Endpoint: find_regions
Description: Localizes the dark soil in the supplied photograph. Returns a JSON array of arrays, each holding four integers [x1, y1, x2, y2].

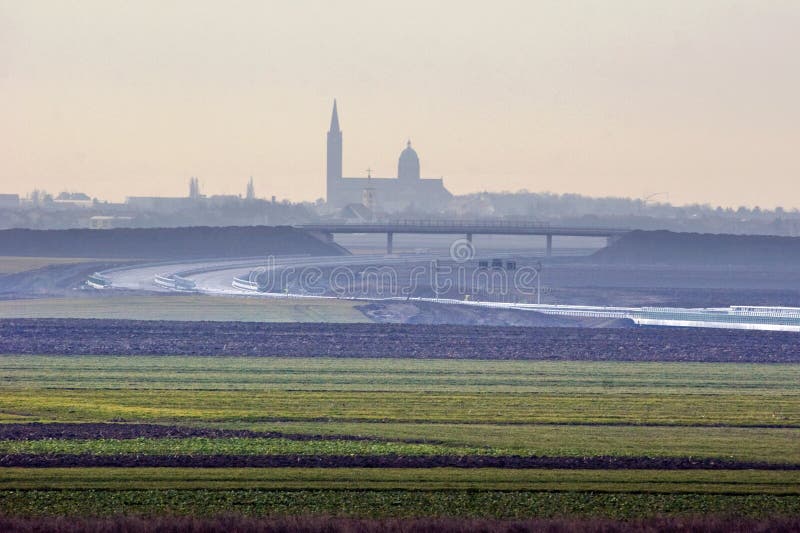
[[1, 318, 799, 362], [1, 515, 798, 533], [1, 454, 797, 470], [0, 423, 431, 443]]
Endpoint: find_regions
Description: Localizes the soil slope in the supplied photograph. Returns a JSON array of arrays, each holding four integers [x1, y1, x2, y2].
[[0, 226, 346, 260], [593, 230, 800, 265]]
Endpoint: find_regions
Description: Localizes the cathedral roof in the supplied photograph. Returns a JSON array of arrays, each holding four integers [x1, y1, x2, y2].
[[398, 140, 420, 180], [399, 140, 418, 160]]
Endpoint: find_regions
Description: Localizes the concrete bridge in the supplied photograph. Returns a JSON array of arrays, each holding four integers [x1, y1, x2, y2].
[[296, 220, 630, 255]]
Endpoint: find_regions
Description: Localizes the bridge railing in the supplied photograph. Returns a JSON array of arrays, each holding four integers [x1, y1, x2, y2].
[[301, 219, 629, 232], [385, 219, 552, 228]]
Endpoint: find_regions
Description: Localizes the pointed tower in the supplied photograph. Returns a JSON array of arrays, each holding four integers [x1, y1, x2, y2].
[[189, 177, 200, 200], [246, 177, 255, 200], [326, 100, 343, 205]]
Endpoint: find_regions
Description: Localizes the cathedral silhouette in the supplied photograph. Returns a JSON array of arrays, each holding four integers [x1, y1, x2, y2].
[[325, 100, 452, 212]]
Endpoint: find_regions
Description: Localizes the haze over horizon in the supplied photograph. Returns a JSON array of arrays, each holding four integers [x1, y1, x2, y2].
[[2, 1, 798, 209]]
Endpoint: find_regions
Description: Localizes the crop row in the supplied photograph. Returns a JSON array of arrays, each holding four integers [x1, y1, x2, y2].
[[0, 437, 473, 457], [3, 453, 799, 470], [0, 468, 798, 493], [1, 488, 799, 519], [2, 515, 800, 533], [3, 423, 800, 464], [2, 437, 800, 469], [2, 356, 798, 394]]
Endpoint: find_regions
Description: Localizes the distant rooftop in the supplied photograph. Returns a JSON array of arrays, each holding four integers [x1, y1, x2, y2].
[[55, 192, 91, 201]]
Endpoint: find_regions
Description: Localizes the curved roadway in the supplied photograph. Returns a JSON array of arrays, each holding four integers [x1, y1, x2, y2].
[[102, 253, 458, 295], [97, 253, 800, 332]]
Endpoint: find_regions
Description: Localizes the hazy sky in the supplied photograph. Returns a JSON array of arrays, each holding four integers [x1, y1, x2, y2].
[[2, 1, 798, 207]]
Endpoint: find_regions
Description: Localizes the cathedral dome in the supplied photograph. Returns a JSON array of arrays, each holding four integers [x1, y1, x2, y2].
[[398, 140, 420, 180]]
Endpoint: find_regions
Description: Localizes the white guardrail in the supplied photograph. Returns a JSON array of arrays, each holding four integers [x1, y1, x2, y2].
[[232, 276, 259, 292], [154, 274, 197, 292]]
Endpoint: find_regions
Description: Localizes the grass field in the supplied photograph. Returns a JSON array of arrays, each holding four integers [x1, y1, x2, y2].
[[0, 437, 482, 457], [0, 296, 370, 322], [1, 387, 796, 427], [1, 356, 799, 462], [3, 356, 797, 393], [0, 354, 798, 519]]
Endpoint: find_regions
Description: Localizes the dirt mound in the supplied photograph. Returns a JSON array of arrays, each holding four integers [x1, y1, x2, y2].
[[0, 226, 346, 260], [594, 230, 800, 266], [357, 301, 633, 327]]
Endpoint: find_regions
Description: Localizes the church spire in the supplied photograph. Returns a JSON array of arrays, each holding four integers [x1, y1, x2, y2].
[[329, 99, 340, 132], [327, 99, 343, 195]]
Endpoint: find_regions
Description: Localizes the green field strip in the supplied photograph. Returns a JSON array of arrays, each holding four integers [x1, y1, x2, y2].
[[0, 437, 480, 457], [0, 468, 797, 494], [2, 430, 800, 465], [0, 389, 796, 427], [0, 297, 370, 322], [1, 357, 798, 394], [208, 422, 800, 464]]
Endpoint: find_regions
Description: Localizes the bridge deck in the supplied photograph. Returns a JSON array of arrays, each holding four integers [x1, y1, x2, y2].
[[296, 221, 629, 238]]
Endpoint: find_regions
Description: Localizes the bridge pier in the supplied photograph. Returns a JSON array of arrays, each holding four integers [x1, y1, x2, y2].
[[387, 232, 394, 255], [546, 234, 553, 257]]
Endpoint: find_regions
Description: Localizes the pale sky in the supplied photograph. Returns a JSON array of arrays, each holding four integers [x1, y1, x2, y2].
[[2, 1, 798, 207]]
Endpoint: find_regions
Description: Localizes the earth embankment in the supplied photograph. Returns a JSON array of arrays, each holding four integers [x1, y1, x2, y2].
[[593, 230, 800, 265], [0, 226, 347, 260]]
